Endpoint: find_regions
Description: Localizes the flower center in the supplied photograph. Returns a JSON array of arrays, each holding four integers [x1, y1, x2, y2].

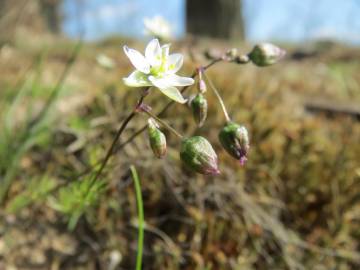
[[150, 56, 168, 77]]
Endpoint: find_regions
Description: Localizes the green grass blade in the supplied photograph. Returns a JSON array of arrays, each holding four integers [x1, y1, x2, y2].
[[130, 165, 144, 270]]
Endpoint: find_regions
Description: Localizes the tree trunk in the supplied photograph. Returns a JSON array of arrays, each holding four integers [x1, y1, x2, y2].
[[39, 0, 61, 33], [0, 0, 61, 34], [186, 0, 245, 40]]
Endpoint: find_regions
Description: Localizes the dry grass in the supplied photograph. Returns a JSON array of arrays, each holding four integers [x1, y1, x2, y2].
[[0, 36, 359, 269]]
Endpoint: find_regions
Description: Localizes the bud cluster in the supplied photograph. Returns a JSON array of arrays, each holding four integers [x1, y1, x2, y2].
[[219, 43, 285, 66], [142, 42, 285, 175]]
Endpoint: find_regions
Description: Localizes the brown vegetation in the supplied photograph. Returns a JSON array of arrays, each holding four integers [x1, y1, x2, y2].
[[0, 35, 359, 269]]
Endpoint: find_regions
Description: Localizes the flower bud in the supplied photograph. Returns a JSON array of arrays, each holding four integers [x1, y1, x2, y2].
[[248, 43, 286, 67], [218, 122, 250, 165], [198, 79, 207, 93], [190, 93, 208, 127], [147, 118, 167, 158], [197, 68, 207, 93], [225, 48, 238, 60], [235, 54, 250, 64], [180, 136, 220, 175]]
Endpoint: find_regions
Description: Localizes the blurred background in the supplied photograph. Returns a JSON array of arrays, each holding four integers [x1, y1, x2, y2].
[[0, 0, 359, 269]]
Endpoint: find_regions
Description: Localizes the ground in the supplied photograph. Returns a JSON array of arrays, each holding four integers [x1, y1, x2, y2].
[[0, 34, 359, 269]]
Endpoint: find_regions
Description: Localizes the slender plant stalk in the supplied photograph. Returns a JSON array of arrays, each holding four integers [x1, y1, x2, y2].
[[36, 57, 224, 198], [142, 109, 184, 139], [86, 88, 150, 191], [84, 58, 223, 188], [87, 111, 137, 187], [130, 165, 144, 270], [203, 71, 231, 122], [116, 57, 223, 151]]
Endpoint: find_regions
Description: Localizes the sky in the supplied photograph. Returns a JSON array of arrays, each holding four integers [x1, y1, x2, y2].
[[62, 0, 360, 44]]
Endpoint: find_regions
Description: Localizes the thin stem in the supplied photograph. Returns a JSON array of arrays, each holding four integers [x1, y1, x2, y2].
[[88, 111, 136, 187], [142, 109, 184, 139], [103, 58, 222, 164], [86, 88, 150, 190], [203, 71, 231, 122], [130, 165, 144, 270], [116, 57, 223, 150], [38, 57, 224, 199]]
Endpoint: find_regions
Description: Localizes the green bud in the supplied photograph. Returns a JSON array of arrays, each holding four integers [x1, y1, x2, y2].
[[180, 136, 220, 175], [190, 93, 208, 127], [147, 118, 167, 158], [248, 43, 286, 67], [218, 122, 249, 165]]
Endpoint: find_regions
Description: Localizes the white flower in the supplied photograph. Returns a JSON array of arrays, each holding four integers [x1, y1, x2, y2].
[[123, 39, 194, 103], [144, 16, 172, 40], [96, 54, 115, 69]]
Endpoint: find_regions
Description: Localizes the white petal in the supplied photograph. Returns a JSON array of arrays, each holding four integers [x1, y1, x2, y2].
[[149, 76, 171, 89], [145, 39, 161, 66], [123, 46, 150, 74], [123, 71, 152, 87], [158, 86, 187, 103], [148, 76, 187, 103], [149, 75, 194, 88], [166, 53, 183, 74], [161, 44, 170, 59], [165, 74, 194, 86]]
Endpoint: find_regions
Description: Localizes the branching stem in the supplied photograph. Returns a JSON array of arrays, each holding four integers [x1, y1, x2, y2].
[[45, 57, 224, 197], [141, 108, 184, 139], [87, 87, 150, 190], [116, 57, 223, 150]]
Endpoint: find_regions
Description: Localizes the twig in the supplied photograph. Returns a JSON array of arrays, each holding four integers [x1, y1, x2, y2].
[[203, 70, 231, 122], [141, 108, 184, 139], [86, 88, 150, 190], [304, 99, 360, 120]]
